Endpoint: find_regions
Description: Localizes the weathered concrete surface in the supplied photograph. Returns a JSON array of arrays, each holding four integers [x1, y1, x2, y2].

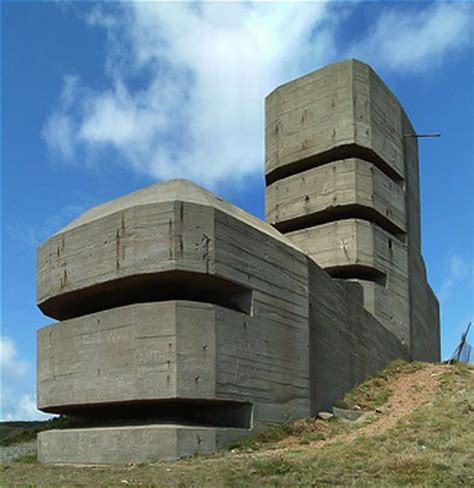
[[286, 219, 405, 277], [402, 112, 441, 361], [266, 158, 405, 234], [265, 59, 440, 360], [35, 58, 441, 464], [38, 425, 249, 464], [266, 59, 405, 183], [36, 176, 413, 464], [38, 299, 309, 428], [37, 180, 304, 319], [37, 182, 312, 430], [307, 258, 408, 413], [286, 219, 410, 344]]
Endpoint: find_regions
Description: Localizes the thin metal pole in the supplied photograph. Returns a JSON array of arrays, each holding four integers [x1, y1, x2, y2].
[[404, 133, 441, 138]]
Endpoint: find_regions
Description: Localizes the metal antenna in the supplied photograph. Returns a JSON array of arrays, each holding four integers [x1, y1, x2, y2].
[[404, 133, 441, 138]]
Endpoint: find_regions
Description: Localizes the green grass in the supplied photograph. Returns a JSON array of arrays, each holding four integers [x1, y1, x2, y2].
[[12, 454, 38, 464], [0, 415, 74, 447], [227, 359, 425, 453], [3, 362, 473, 487], [336, 359, 425, 410]]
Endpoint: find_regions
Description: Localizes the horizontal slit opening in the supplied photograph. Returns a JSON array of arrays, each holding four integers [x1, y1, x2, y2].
[[274, 204, 406, 242], [39, 271, 253, 320], [266, 144, 404, 186], [325, 265, 387, 287], [41, 399, 253, 429]]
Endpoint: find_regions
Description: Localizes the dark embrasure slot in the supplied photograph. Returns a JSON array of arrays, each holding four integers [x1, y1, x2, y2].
[[39, 270, 253, 320], [325, 264, 387, 287], [265, 143, 404, 186], [274, 204, 406, 242], [42, 399, 253, 429]]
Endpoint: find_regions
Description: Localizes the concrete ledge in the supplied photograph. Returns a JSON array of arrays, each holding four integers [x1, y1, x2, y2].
[[265, 59, 405, 180], [266, 159, 405, 233], [38, 424, 250, 465]]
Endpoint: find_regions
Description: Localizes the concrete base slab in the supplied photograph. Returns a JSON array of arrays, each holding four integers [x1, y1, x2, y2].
[[38, 424, 250, 465]]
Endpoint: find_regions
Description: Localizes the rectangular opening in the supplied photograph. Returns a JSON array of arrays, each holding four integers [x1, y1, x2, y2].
[[266, 143, 404, 186], [325, 265, 387, 287], [43, 399, 253, 430], [40, 271, 254, 320], [274, 204, 406, 243]]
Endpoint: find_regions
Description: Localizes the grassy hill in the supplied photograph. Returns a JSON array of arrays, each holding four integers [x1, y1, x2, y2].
[[2, 360, 473, 487]]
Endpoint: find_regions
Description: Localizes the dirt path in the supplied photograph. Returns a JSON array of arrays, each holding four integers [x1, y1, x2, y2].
[[310, 364, 444, 448], [260, 364, 446, 455]]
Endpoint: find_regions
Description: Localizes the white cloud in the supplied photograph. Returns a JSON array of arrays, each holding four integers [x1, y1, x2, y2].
[[42, 2, 472, 189], [439, 255, 473, 302], [42, 1, 339, 188], [1, 336, 51, 421], [348, 3, 472, 72], [41, 75, 81, 162], [4, 394, 51, 422], [1, 336, 29, 380]]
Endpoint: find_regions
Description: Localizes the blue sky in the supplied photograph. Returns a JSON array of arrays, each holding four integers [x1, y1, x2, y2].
[[2, 1, 473, 420]]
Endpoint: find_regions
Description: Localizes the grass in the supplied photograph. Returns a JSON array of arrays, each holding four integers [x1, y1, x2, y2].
[[12, 454, 38, 464], [335, 359, 424, 410], [0, 416, 74, 447], [2, 362, 473, 487], [227, 359, 423, 453]]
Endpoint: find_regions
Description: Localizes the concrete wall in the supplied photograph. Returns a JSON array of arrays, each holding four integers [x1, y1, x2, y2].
[[37, 182, 312, 430], [286, 219, 410, 345], [265, 59, 404, 184], [264, 59, 440, 360], [38, 425, 249, 465], [266, 158, 406, 234], [308, 259, 408, 413], [402, 112, 440, 361], [35, 57, 440, 464]]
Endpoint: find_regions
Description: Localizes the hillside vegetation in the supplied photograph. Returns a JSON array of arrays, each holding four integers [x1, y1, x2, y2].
[[2, 361, 473, 487]]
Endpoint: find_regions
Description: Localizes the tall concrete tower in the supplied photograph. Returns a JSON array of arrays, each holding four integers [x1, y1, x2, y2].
[[265, 59, 439, 361]]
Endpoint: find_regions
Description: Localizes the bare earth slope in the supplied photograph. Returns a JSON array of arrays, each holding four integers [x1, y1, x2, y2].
[[2, 361, 473, 487]]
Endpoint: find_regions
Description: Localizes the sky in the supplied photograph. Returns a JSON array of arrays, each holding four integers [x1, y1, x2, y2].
[[2, 1, 473, 421]]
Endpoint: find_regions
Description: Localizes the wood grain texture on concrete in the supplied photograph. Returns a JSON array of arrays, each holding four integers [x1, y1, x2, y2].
[[35, 58, 441, 464], [265, 59, 439, 360], [266, 158, 406, 233], [308, 259, 409, 413], [265, 59, 405, 182], [38, 425, 249, 464]]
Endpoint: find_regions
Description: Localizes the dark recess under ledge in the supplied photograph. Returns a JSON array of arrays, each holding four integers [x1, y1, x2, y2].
[[326, 264, 387, 287], [273, 204, 406, 242], [42, 399, 253, 430], [39, 270, 254, 320], [266, 143, 405, 186]]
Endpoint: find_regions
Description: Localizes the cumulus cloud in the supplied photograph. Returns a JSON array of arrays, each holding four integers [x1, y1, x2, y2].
[[42, 1, 339, 188], [42, 2, 472, 188], [1, 336, 29, 380], [1, 336, 50, 421], [348, 3, 472, 72], [3, 394, 51, 422]]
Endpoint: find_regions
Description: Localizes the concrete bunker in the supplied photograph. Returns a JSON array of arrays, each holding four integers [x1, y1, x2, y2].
[[36, 59, 440, 465], [39, 270, 254, 320]]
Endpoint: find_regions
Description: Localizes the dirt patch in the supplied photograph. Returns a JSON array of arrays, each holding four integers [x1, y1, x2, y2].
[[278, 364, 446, 451]]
